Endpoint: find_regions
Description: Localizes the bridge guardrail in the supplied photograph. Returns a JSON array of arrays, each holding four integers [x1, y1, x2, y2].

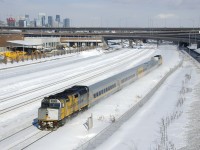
[[182, 50, 200, 69]]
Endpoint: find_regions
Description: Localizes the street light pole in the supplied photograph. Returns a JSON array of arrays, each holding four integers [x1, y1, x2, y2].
[[189, 32, 191, 55]]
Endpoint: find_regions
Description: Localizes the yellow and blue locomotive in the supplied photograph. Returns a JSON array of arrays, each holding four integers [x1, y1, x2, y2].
[[38, 86, 89, 130]]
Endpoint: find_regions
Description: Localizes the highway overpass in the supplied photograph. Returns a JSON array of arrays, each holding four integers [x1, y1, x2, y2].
[[1, 27, 200, 48]]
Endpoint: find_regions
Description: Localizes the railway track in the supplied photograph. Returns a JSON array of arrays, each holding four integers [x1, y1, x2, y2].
[[20, 131, 52, 150], [0, 124, 35, 143], [0, 50, 153, 115], [0, 49, 137, 103], [0, 49, 155, 149], [0, 123, 52, 150]]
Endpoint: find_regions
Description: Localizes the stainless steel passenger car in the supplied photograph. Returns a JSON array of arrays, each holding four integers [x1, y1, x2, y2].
[[88, 55, 162, 106]]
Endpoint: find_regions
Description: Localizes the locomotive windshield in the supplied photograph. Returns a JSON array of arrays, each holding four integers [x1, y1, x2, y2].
[[49, 103, 60, 108], [41, 99, 61, 109]]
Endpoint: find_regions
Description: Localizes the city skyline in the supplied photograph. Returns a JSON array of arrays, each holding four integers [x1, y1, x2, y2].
[[0, 0, 200, 27], [4, 13, 70, 27]]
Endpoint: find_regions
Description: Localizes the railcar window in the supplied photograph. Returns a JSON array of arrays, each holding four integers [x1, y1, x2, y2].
[[121, 74, 136, 84], [94, 84, 116, 99]]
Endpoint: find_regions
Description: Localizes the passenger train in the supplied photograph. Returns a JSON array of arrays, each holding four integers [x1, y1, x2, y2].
[[38, 55, 162, 130]]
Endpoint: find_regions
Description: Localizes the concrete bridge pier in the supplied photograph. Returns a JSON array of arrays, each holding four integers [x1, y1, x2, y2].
[[129, 40, 133, 48], [178, 42, 189, 48], [86, 42, 90, 47], [142, 39, 147, 43], [134, 40, 138, 46], [93, 42, 98, 47], [102, 38, 109, 49], [69, 42, 75, 47], [197, 43, 200, 49], [156, 40, 159, 48], [121, 40, 124, 48], [156, 40, 162, 48]]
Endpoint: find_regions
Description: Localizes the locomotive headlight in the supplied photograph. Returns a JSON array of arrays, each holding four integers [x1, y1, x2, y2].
[[46, 110, 48, 115], [49, 122, 53, 127]]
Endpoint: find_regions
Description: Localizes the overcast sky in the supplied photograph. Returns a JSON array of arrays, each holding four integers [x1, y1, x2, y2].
[[0, 0, 200, 27]]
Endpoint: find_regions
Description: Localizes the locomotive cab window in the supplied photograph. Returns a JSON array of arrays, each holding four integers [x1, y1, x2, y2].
[[65, 97, 70, 102], [49, 103, 60, 109], [41, 102, 49, 108], [74, 94, 78, 98]]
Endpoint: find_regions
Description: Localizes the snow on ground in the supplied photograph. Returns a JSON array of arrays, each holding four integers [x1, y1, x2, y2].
[[0, 48, 105, 70], [96, 56, 199, 150], [0, 48, 108, 137], [1, 44, 199, 150], [27, 45, 186, 150], [0, 48, 126, 100], [0, 45, 157, 146]]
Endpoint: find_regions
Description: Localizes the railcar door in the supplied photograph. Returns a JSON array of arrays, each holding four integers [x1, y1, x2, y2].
[[137, 67, 144, 78], [72, 94, 79, 112]]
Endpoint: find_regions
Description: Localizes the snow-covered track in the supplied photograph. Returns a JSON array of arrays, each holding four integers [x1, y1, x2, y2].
[[0, 126, 52, 150], [19, 131, 52, 150], [76, 55, 184, 150], [0, 50, 152, 115], [0, 124, 34, 143], [0, 50, 143, 103]]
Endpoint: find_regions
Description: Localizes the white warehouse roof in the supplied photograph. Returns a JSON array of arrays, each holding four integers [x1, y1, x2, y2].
[[7, 40, 42, 46]]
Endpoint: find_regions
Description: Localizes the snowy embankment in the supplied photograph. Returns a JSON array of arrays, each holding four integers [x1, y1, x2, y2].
[[28, 45, 189, 150], [1, 44, 199, 150], [0, 49, 104, 70], [0, 45, 157, 149], [95, 51, 200, 150]]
